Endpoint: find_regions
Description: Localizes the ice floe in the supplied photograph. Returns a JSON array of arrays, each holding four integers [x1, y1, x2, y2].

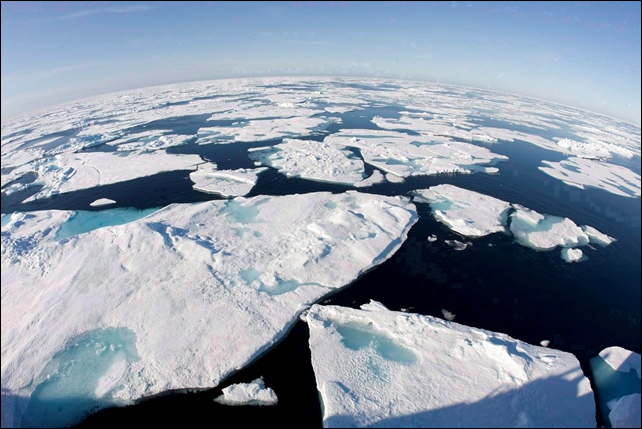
[[213, 377, 278, 406], [509, 205, 589, 251], [89, 198, 116, 207], [445, 239, 471, 251], [412, 184, 511, 237], [324, 129, 508, 179], [590, 347, 641, 429], [189, 162, 267, 197], [1, 191, 417, 427], [539, 157, 641, 198], [412, 185, 615, 255], [249, 139, 365, 185], [10, 151, 203, 203], [561, 247, 584, 263], [305, 301, 595, 428]]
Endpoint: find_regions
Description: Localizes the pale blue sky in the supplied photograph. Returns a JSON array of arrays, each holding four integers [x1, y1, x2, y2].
[[2, 1, 640, 124]]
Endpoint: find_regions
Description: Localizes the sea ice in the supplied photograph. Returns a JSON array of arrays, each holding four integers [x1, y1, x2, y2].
[[324, 129, 507, 178], [1, 191, 417, 427], [189, 162, 267, 197], [213, 377, 278, 406], [249, 139, 365, 185], [539, 157, 641, 198], [582, 225, 617, 247], [510, 205, 589, 251], [10, 151, 203, 203], [445, 239, 470, 250], [590, 347, 641, 429], [561, 247, 584, 263], [306, 301, 595, 428], [412, 184, 511, 237], [89, 198, 116, 207]]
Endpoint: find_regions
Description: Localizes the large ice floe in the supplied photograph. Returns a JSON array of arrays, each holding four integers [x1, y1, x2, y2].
[[306, 301, 595, 428], [1, 191, 417, 427], [324, 129, 508, 180], [590, 347, 641, 428], [412, 184, 615, 260], [189, 162, 267, 197], [249, 139, 366, 185], [6, 151, 203, 203]]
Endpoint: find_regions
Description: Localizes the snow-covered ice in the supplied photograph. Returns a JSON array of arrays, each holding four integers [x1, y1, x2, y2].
[[539, 157, 640, 198], [249, 139, 365, 185], [306, 301, 595, 428], [324, 129, 508, 179], [445, 239, 470, 251], [89, 198, 116, 207], [590, 347, 641, 429], [412, 184, 511, 237], [413, 185, 615, 256], [510, 205, 589, 251], [189, 162, 267, 197], [213, 377, 278, 406], [10, 151, 203, 203], [561, 247, 584, 263], [1, 191, 417, 427], [427, 234, 438, 242]]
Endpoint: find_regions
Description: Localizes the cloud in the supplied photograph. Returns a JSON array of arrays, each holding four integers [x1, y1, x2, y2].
[[56, 4, 156, 21]]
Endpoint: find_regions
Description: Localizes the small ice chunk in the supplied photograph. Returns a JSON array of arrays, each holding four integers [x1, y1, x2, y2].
[[412, 184, 511, 237], [599, 347, 641, 379], [441, 309, 456, 321], [445, 239, 469, 250], [561, 248, 584, 263], [540, 340, 550, 347], [427, 234, 438, 242], [213, 377, 278, 406], [89, 198, 116, 207]]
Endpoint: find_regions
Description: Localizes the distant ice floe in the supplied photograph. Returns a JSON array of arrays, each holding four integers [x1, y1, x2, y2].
[[1, 191, 417, 427], [305, 301, 595, 428], [189, 162, 267, 197], [196, 116, 338, 144], [108, 132, 194, 152], [553, 138, 635, 160], [539, 157, 641, 198], [590, 347, 641, 428], [324, 129, 508, 180], [412, 184, 615, 260], [213, 377, 278, 406], [89, 198, 116, 207], [249, 139, 366, 185], [10, 151, 203, 203], [445, 239, 471, 251]]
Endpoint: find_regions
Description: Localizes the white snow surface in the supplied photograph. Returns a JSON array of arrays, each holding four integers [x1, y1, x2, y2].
[[306, 301, 595, 428], [608, 393, 641, 428], [582, 225, 617, 247], [412, 184, 511, 237], [12, 151, 202, 203], [1, 191, 417, 426], [249, 138, 365, 185], [213, 377, 278, 406], [539, 157, 640, 198], [89, 198, 116, 207], [599, 347, 642, 379], [189, 163, 267, 197]]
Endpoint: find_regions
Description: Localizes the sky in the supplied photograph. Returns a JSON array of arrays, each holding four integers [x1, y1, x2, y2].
[[1, 1, 640, 124]]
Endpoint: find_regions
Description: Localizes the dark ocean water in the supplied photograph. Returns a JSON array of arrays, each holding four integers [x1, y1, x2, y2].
[[2, 106, 640, 428]]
